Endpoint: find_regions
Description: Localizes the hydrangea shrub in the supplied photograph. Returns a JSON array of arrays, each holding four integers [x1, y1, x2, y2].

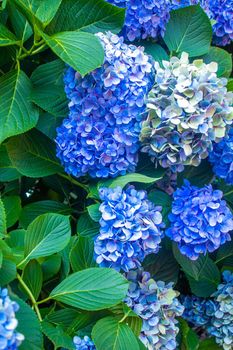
[[0, 1, 232, 350]]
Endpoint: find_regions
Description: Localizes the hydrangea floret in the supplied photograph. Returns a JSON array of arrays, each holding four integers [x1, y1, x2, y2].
[[125, 269, 184, 350], [73, 336, 96, 350], [181, 295, 215, 327], [106, 0, 171, 41], [209, 128, 233, 185], [94, 186, 165, 272], [207, 270, 233, 350], [56, 32, 154, 179], [0, 288, 24, 350], [166, 180, 233, 260], [140, 52, 233, 173]]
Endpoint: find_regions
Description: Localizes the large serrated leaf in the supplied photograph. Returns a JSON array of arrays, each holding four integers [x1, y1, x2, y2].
[[41, 31, 104, 76], [22, 260, 43, 300], [0, 70, 39, 144], [0, 197, 6, 238], [41, 321, 75, 350], [0, 144, 20, 181], [202, 47, 232, 78], [50, 268, 128, 310], [164, 5, 212, 57], [92, 316, 140, 350], [2, 195, 21, 228], [47, 0, 125, 34], [70, 236, 96, 272], [0, 22, 20, 46], [6, 129, 63, 178], [19, 213, 71, 266]]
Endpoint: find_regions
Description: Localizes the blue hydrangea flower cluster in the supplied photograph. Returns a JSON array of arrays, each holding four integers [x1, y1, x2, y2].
[[209, 128, 233, 185], [207, 270, 233, 350], [181, 295, 215, 327], [166, 180, 233, 260], [0, 289, 24, 350], [73, 336, 96, 350], [141, 53, 233, 173], [106, 0, 171, 41], [56, 32, 154, 179], [202, 0, 233, 46], [125, 269, 184, 350], [94, 186, 165, 272]]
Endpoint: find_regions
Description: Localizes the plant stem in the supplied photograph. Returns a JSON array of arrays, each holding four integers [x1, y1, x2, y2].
[[58, 173, 89, 192], [17, 273, 42, 322], [36, 296, 52, 305]]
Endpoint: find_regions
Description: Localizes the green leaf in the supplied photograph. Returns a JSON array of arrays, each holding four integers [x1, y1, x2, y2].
[[47, 0, 125, 34], [0, 257, 16, 285], [41, 31, 104, 76], [2, 195, 21, 228], [7, 3, 33, 42], [22, 260, 43, 300], [179, 318, 199, 350], [99, 172, 164, 190], [199, 338, 222, 350], [36, 112, 63, 139], [0, 22, 19, 46], [6, 129, 63, 178], [148, 190, 172, 226], [227, 79, 233, 92], [70, 236, 96, 272], [31, 59, 69, 117], [216, 241, 233, 267], [5, 229, 25, 264], [78, 213, 100, 238], [11, 295, 43, 350], [164, 5, 212, 57], [19, 213, 71, 266], [41, 254, 61, 281], [141, 42, 169, 67], [19, 200, 72, 229], [0, 197, 6, 238], [0, 144, 20, 182], [41, 321, 75, 350], [0, 69, 39, 144], [11, 0, 62, 26], [177, 160, 213, 187], [202, 47, 232, 78], [92, 316, 140, 350], [50, 268, 129, 310], [87, 203, 101, 222], [173, 244, 220, 297]]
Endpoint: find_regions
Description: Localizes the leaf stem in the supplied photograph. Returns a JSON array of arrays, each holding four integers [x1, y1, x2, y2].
[[17, 273, 42, 322], [58, 173, 89, 192], [36, 296, 52, 305]]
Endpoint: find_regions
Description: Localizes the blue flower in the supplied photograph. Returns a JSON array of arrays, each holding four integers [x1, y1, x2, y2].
[[141, 53, 233, 173], [181, 295, 215, 327], [73, 336, 96, 350], [0, 289, 24, 350], [166, 180, 233, 260], [56, 32, 154, 179], [94, 186, 165, 272], [209, 129, 233, 185], [125, 269, 184, 350], [207, 270, 233, 350]]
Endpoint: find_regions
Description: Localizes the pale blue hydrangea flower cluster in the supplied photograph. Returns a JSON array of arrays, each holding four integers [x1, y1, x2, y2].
[[56, 32, 154, 178], [0, 289, 24, 350], [125, 269, 184, 350], [106, 0, 171, 41], [73, 336, 96, 350], [209, 128, 233, 185], [166, 180, 233, 260], [141, 53, 233, 173], [94, 186, 165, 272], [182, 271, 233, 350]]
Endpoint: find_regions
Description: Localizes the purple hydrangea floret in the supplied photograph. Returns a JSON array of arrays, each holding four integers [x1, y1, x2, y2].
[[56, 32, 154, 179], [106, 0, 171, 41], [209, 129, 233, 185], [0, 289, 24, 350], [125, 269, 184, 350], [94, 186, 165, 272], [181, 295, 215, 327], [166, 180, 233, 260], [73, 336, 96, 350]]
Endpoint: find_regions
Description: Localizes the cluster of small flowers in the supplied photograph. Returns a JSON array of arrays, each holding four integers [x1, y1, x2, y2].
[[166, 180, 233, 260], [209, 128, 233, 185], [0, 289, 24, 350], [94, 186, 165, 272], [141, 53, 233, 173], [56, 32, 154, 178], [106, 0, 233, 46], [182, 271, 233, 350], [125, 269, 184, 350], [73, 336, 96, 350]]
